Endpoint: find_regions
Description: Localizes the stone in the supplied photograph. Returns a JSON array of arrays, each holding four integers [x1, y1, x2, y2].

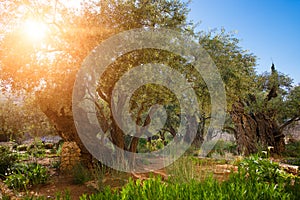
[[60, 141, 81, 172]]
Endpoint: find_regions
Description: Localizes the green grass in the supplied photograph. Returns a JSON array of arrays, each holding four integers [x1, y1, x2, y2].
[[78, 156, 299, 200], [79, 175, 299, 200]]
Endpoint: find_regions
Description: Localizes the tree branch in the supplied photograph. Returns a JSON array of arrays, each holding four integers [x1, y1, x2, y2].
[[279, 115, 300, 131]]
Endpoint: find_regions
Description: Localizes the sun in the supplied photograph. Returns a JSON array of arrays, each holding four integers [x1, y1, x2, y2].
[[23, 19, 48, 42]]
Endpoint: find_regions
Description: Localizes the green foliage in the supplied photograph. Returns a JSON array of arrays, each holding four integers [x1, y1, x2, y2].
[[27, 138, 46, 160], [4, 170, 29, 190], [283, 141, 300, 166], [146, 138, 165, 152], [80, 175, 298, 200], [23, 190, 71, 200], [0, 93, 56, 142], [284, 158, 300, 167], [77, 156, 299, 200], [283, 141, 300, 158], [72, 162, 92, 185], [4, 163, 49, 191], [238, 155, 297, 184], [1, 195, 10, 200], [56, 141, 64, 156], [50, 160, 61, 169], [92, 162, 108, 192], [55, 190, 71, 200], [166, 156, 198, 183], [284, 85, 300, 118], [0, 146, 17, 177]]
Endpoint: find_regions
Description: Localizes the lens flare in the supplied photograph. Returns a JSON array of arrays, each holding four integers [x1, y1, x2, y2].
[[23, 19, 47, 41]]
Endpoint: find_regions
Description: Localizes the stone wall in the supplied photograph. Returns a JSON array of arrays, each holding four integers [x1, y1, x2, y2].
[[60, 141, 81, 172]]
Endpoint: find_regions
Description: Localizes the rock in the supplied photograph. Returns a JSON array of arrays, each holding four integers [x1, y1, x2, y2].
[[214, 164, 238, 175], [279, 163, 299, 175], [41, 135, 63, 144], [60, 142, 81, 172]]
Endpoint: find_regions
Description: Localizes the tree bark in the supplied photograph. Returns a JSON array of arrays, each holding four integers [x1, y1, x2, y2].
[[230, 102, 285, 155], [36, 90, 93, 167]]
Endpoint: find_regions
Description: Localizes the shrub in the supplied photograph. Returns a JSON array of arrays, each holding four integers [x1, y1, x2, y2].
[[0, 146, 17, 177], [237, 155, 296, 184], [4, 163, 49, 190], [4, 171, 29, 190]]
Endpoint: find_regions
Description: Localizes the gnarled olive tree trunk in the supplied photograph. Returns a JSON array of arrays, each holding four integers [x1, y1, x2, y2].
[[230, 102, 285, 155], [36, 89, 93, 168]]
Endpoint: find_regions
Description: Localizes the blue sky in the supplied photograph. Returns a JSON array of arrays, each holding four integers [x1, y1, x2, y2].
[[188, 0, 300, 85]]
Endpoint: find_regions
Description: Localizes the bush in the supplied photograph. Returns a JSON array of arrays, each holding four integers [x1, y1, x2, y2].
[[4, 163, 49, 190], [237, 155, 296, 184], [0, 146, 17, 177]]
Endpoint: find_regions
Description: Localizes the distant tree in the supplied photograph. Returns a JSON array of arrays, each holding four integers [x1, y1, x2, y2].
[[0, 92, 56, 142]]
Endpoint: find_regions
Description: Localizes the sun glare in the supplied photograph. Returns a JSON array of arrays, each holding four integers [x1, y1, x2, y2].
[[61, 0, 83, 9], [23, 19, 48, 42]]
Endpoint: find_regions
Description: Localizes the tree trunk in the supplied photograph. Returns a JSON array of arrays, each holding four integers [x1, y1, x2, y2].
[[231, 102, 285, 155], [36, 91, 93, 168]]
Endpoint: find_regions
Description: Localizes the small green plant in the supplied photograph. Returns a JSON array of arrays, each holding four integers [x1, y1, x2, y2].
[[72, 162, 92, 185], [1, 195, 11, 200], [92, 162, 107, 191], [51, 160, 61, 169], [166, 156, 197, 183], [27, 138, 46, 161], [28, 163, 49, 185], [238, 155, 296, 184], [4, 170, 29, 190], [56, 141, 64, 156], [0, 146, 17, 177], [55, 190, 71, 200], [4, 163, 49, 191]]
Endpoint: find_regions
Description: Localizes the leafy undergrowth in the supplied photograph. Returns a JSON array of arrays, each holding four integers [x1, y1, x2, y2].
[[21, 156, 299, 200], [282, 141, 300, 166], [79, 156, 299, 200]]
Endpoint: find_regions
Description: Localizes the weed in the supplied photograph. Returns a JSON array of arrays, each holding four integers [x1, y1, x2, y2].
[[92, 162, 106, 191], [166, 156, 197, 183], [72, 162, 92, 185]]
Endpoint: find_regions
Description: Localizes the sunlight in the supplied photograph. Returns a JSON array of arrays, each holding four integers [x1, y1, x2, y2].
[[23, 19, 48, 42], [61, 0, 83, 9]]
